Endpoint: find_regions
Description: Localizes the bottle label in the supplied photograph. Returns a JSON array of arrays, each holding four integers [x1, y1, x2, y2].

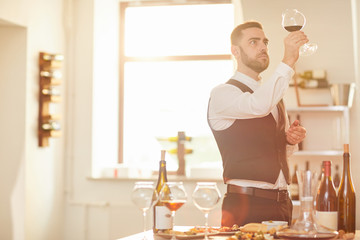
[[155, 206, 172, 229], [316, 211, 338, 230]]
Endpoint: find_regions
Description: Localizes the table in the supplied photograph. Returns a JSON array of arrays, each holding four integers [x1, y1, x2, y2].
[[117, 227, 360, 240], [118, 230, 229, 240]]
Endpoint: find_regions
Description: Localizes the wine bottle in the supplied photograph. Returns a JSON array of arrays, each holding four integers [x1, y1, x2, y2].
[[40, 70, 62, 79], [42, 87, 61, 96], [42, 121, 61, 131], [167, 148, 193, 154], [299, 70, 327, 80], [153, 150, 172, 233], [316, 163, 323, 190], [42, 53, 64, 61], [290, 165, 299, 200], [292, 79, 329, 89], [338, 144, 356, 233], [157, 136, 192, 142], [315, 161, 338, 230], [333, 164, 340, 189]]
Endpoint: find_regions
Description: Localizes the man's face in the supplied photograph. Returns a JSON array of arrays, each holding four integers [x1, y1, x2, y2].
[[237, 27, 270, 73]]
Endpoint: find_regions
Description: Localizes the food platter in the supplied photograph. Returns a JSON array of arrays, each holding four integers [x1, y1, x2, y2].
[[276, 231, 338, 240], [155, 231, 219, 239]]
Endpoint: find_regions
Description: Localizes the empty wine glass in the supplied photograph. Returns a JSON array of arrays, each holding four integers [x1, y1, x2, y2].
[[131, 181, 158, 240], [159, 182, 187, 240], [192, 182, 221, 240], [282, 9, 318, 56]]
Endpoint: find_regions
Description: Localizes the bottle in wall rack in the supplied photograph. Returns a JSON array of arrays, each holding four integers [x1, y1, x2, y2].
[[153, 150, 172, 233], [294, 79, 329, 89], [315, 161, 338, 230], [337, 144, 356, 233]]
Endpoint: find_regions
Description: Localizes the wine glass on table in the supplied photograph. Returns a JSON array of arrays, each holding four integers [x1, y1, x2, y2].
[[159, 182, 187, 240], [131, 181, 158, 240], [192, 182, 221, 240], [282, 9, 318, 56]]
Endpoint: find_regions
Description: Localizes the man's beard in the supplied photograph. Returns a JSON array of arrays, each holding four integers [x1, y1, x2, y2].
[[239, 46, 269, 73]]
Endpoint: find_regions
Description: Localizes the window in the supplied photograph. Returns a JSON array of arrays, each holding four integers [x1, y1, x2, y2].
[[119, 1, 234, 174]]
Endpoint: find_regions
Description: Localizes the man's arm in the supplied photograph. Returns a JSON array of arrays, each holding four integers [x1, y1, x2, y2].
[[282, 31, 309, 68]]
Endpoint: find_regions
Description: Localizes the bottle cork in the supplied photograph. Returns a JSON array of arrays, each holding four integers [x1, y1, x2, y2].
[[344, 144, 349, 153]]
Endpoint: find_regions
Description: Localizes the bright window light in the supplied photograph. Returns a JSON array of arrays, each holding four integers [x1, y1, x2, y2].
[[122, 3, 234, 173], [125, 4, 234, 56]]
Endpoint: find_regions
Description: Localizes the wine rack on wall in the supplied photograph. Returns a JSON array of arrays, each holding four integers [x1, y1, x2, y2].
[[38, 52, 63, 147]]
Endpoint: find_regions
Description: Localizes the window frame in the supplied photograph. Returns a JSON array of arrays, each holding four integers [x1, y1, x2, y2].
[[118, 0, 232, 163]]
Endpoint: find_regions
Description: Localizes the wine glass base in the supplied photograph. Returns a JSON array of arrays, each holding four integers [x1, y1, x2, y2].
[[300, 43, 318, 56]]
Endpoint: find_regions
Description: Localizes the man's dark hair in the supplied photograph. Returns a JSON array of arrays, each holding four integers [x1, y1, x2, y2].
[[230, 21, 263, 45]]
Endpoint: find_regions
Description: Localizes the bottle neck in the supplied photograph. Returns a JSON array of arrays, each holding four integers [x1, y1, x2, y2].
[[158, 160, 168, 182], [324, 164, 331, 177], [342, 153, 351, 176]]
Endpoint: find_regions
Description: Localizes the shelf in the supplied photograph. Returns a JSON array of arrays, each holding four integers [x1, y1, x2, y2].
[[42, 130, 61, 138], [293, 150, 342, 157], [42, 95, 61, 103], [38, 52, 63, 147], [287, 106, 348, 112]]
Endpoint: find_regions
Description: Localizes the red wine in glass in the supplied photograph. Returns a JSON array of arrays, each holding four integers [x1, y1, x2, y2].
[[284, 25, 303, 32], [282, 9, 318, 56]]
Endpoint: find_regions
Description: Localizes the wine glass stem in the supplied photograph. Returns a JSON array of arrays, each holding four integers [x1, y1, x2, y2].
[[171, 211, 176, 240], [142, 210, 147, 239], [204, 212, 209, 239]]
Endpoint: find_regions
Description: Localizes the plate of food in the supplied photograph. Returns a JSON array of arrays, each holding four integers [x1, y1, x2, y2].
[[212, 224, 242, 235], [222, 223, 275, 240], [261, 220, 288, 232], [155, 228, 219, 239]]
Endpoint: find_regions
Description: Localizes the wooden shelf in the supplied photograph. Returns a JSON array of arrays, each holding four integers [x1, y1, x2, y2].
[[293, 150, 342, 157], [287, 105, 350, 149], [38, 52, 63, 147], [42, 95, 61, 103], [287, 106, 348, 112]]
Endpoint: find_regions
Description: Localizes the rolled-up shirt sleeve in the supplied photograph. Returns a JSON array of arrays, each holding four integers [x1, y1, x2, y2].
[[209, 62, 294, 122]]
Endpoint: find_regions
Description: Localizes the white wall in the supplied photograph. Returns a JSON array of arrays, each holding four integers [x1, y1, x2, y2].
[[240, 0, 355, 84], [0, 25, 26, 240], [0, 0, 65, 239], [25, 1, 66, 239]]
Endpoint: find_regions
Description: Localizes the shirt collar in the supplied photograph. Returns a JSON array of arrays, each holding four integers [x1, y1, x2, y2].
[[231, 71, 262, 91]]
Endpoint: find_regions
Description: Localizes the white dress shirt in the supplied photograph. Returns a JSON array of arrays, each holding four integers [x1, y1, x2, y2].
[[208, 62, 298, 190]]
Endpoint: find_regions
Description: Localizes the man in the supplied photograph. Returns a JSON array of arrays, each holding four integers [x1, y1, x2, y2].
[[207, 21, 307, 227]]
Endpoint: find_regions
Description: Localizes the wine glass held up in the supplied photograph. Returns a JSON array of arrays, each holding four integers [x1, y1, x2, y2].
[[192, 182, 221, 240], [159, 182, 187, 240], [131, 181, 158, 240], [282, 9, 318, 56]]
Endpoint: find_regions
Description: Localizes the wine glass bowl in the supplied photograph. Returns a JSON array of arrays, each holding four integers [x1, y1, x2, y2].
[[281, 9, 318, 56], [131, 181, 158, 240], [282, 9, 305, 31], [192, 182, 221, 239], [159, 182, 187, 240]]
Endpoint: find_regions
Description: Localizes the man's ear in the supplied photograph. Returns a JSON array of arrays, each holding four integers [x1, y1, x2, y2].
[[231, 45, 239, 57]]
